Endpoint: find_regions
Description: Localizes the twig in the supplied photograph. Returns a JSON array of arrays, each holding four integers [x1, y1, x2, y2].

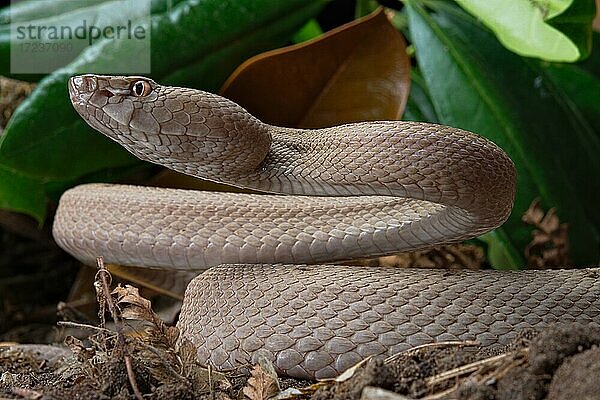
[[422, 384, 462, 400], [426, 350, 518, 386], [208, 364, 217, 400], [96, 257, 144, 400], [420, 348, 529, 399], [475, 348, 528, 384], [385, 340, 479, 363], [57, 321, 115, 334]]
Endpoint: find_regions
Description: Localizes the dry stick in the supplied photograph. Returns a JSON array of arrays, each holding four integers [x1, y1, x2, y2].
[[475, 348, 528, 384], [420, 353, 511, 399], [422, 348, 529, 399], [426, 351, 517, 386], [384, 340, 479, 364], [208, 364, 214, 400], [57, 320, 115, 334], [96, 257, 144, 400]]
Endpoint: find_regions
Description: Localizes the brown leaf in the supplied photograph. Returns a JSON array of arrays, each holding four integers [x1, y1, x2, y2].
[[221, 8, 410, 128], [112, 285, 179, 346], [352, 244, 485, 270], [64, 336, 95, 361], [594, 0, 600, 31], [0, 76, 35, 130], [112, 285, 154, 322], [522, 199, 571, 269], [522, 199, 545, 225], [243, 361, 280, 400]]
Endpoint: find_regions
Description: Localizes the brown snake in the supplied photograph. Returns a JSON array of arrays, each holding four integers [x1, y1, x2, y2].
[[53, 75, 600, 379]]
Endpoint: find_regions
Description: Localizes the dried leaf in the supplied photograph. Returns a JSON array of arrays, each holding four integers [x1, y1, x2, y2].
[[243, 361, 280, 400], [113, 285, 179, 347], [0, 76, 35, 129], [64, 336, 95, 361], [522, 199, 571, 268], [112, 285, 153, 320], [352, 244, 484, 270], [222, 8, 410, 128]]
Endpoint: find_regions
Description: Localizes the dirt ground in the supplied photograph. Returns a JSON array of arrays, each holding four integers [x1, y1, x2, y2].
[[1, 321, 599, 400]]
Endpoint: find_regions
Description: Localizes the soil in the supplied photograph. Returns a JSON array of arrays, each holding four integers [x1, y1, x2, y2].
[[1, 324, 599, 400], [312, 324, 600, 400]]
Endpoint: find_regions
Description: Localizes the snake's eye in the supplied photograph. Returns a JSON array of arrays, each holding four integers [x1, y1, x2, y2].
[[132, 80, 151, 97]]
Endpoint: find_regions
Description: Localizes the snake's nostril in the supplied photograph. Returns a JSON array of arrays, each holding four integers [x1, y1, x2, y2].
[[81, 76, 97, 92]]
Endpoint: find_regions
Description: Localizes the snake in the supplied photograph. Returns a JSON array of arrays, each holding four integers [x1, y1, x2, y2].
[[53, 74, 600, 380]]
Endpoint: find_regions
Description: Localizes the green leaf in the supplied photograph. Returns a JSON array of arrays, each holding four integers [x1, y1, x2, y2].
[[0, 166, 46, 221], [542, 62, 600, 231], [407, 0, 599, 266], [0, 0, 324, 221], [546, 0, 596, 60], [0, 0, 112, 26], [543, 63, 600, 137], [0, 0, 152, 79], [293, 19, 323, 44], [403, 69, 439, 123], [578, 32, 600, 78], [453, 0, 595, 62]]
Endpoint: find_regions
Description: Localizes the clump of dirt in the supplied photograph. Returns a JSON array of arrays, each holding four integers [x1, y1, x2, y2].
[[487, 324, 600, 400], [547, 345, 600, 400], [312, 324, 600, 400]]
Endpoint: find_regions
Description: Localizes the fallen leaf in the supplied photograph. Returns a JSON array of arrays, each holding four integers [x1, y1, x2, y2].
[[0, 76, 35, 129], [243, 359, 280, 400], [352, 244, 485, 270], [522, 199, 571, 268], [113, 285, 179, 346]]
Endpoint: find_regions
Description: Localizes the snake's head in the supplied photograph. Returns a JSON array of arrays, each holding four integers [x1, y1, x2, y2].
[[68, 74, 271, 180], [68, 74, 161, 150]]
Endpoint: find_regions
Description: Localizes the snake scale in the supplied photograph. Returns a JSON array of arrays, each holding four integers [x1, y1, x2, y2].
[[53, 75, 600, 379]]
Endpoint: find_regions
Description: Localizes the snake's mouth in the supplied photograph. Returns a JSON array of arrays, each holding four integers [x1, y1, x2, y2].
[[68, 75, 96, 110]]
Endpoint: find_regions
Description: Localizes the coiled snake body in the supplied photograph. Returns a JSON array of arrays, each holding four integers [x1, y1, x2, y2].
[[54, 75, 600, 379]]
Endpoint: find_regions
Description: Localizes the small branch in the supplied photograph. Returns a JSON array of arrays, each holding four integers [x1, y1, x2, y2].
[[57, 321, 115, 334], [385, 340, 479, 363], [96, 257, 144, 400]]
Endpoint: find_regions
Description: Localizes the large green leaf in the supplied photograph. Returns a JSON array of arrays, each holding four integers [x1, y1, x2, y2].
[[0, 165, 46, 221], [403, 69, 438, 123], [407, 0, 599, 266], [0, 0, 112, 25], [579, 31, 600, 78], [0, 1, 191, 81], [454, 0, 595, 61], [0, 1, 148, 79], [544, 63, 600, 139], [0, 0, 324, 220]]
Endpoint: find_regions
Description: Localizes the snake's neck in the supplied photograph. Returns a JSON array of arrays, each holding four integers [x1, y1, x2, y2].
[[145, 92, 274, 183]]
